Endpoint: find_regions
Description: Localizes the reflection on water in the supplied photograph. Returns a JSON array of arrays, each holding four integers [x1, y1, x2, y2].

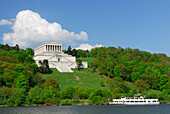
[[0, 104, 169, 114]]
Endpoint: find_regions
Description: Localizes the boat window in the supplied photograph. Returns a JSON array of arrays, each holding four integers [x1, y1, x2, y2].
[[135, 101, 138, 102], [148, 101, 151, 102], [153, 101, 156, 102], [144, 101, 146, 102]]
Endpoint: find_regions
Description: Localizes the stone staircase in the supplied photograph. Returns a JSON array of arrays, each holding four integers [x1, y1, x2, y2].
[[56, 66, 73, 72]]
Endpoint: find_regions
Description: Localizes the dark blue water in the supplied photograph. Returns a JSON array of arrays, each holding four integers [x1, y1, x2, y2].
[[0, 104, 169, 114]]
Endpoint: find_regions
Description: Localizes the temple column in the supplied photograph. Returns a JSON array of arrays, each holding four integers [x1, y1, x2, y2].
[[51, 45, 52, 52]]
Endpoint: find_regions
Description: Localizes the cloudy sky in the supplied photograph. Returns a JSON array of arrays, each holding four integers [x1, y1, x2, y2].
[[0, 0, 170, 56]]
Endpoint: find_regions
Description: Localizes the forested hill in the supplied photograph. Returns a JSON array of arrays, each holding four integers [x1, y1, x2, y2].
[[89, 47, 170, 90]]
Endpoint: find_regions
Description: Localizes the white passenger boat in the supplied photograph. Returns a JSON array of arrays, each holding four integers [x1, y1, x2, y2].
[[109, 96, 159, 105]]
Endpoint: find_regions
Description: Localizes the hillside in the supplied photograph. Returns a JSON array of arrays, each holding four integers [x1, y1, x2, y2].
[[40, 68, 109, 90]]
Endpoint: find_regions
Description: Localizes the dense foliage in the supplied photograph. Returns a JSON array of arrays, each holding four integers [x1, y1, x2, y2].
[[89, 47, 170, 92], [0, 43, 170, 106]]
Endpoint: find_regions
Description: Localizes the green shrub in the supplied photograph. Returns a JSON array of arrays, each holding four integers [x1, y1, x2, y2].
[[60, 99, 72, 105], [6, 97, 15, 106]]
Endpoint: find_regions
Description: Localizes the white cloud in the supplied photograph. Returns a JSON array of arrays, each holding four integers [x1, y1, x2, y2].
[[10, 19, 16, 21], [2, 10, 88, 48], [75, 43, 103, 50], [0, 19, 12, 25]]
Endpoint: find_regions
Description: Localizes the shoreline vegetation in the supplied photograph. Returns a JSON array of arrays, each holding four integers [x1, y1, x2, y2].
[[0, 44, 170, 107]]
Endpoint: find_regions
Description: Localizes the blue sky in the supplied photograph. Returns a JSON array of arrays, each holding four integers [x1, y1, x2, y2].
[[0, 0, 170, 56]]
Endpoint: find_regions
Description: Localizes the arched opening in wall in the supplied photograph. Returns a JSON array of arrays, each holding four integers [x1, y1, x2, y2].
[[58, 58, 60, 62]]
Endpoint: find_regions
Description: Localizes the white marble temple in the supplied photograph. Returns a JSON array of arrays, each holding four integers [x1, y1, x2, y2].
[[33, 41, 87, 72]]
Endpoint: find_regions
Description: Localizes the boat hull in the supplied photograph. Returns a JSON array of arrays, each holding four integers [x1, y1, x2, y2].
[[109, 102, 160, 105]]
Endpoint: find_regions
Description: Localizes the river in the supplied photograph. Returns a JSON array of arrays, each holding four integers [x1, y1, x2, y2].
[[0, 104, 169, 114]]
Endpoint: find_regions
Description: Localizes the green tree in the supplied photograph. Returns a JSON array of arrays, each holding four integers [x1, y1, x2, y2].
[[72, 49, 78, 57], [114, 65, 122, 78], [16, 75, 28, 90], [14, 88, 26, 106], [13, 44, 20, 51], [60, 86, 76, 99], [67, 46, 72, 55], [26, 48, 34, 56], [91, 95, 102, 104], [28, 86, 45, 104], [44, 78, 60, 90], [134, 79, 150, 93], [38, 60, 52, 74], [25, 56, 35, 63], [44, 86, 60, 104], [159, 74, 168, 90], [131, 72, 139, 83], [60, 99, 72, 105], [14, 65, 26, 73], [103, 57, 114, 77], [76, 59, 83, 70]]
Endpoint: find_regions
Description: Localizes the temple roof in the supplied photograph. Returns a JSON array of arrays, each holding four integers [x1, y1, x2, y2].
[[34, 41, 62, 50], [44, 41, 62, 45]]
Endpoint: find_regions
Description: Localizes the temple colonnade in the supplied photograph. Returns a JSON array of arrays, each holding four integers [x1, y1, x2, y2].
[[45, 45, 62, 52]]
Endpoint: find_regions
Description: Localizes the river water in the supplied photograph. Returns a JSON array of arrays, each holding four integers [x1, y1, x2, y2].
[[0, 104, 169, 114]]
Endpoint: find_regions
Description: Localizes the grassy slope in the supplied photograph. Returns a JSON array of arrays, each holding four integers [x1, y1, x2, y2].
[[40, 68, 110, 90]]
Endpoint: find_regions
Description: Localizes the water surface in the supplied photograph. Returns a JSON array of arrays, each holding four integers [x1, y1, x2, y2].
[[0, 104, 169, 114]]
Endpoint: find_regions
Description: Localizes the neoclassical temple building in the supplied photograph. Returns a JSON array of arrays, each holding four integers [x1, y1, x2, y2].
[[33, 41, 87, 72]]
